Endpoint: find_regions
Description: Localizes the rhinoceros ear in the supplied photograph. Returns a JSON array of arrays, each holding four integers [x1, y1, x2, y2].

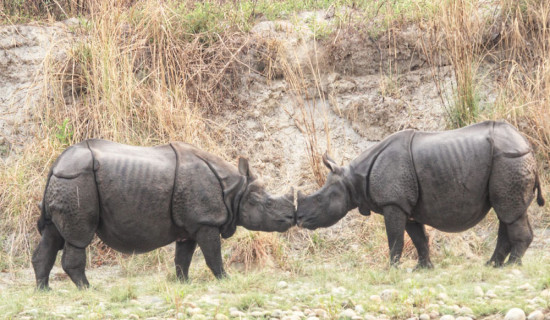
[[322, 152, 341, 174], [238, 157, 257, 181]]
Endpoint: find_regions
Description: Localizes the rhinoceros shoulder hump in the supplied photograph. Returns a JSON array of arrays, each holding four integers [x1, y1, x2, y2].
[[52, 142, 93, 179]]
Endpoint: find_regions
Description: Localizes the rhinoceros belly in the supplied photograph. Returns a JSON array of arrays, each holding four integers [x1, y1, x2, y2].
[[89, 140, 187, 253], [411, 126, 493, 232]]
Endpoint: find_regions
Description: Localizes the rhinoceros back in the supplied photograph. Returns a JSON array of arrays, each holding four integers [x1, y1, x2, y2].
[[88, 139, 180, 253]]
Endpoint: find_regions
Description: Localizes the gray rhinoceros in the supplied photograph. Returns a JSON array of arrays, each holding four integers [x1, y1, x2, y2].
[[296, 121, 545, 268], [32, 139, 295, 289]]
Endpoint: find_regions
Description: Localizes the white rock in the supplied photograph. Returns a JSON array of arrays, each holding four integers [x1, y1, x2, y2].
[[277, 281, 288, 288], [474, 286, 484, 297], [188, 307, 202, 315], [440, 315, 455, 320], [314, 309, 328, 318], [271, 310, 284, 317], [363, 315, 377, 320], [458, 307, 473, 315], [355, 305, 365, 314], [485, 290, 497, 298], [306, 317, 320, 320], [214, 314, 229, 320], [456, 317, 472, 320], [505, 308, 526, 320], [230, 309, 246, 317], [369, 295, 382, 303], [332, 287, 347, 295], [406, 317, 418, 320], [339, 309, 356, 318], [437, 293, 449, 301], [527, 310, 544, 320], [419, 314, 430, 320], [380, 289, 399, 302], [519, 283, 534, 291]]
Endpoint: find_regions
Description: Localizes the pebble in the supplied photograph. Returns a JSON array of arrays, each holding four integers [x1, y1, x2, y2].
[[419, 314, 430, 320], [306, 317, 320, 320], [505, 308, 526, 320], [437, 293, 449, 301], [282, 316, 301, 320], [230, 309, 246, 317], [277, 281, 288, 288], [519, 283, 534, 291], [474, 286, 484, 297], [332, 287, 347, 295], [250, 311, 265, 317], [363, 315, 377, 320], [429, 311, 440, 319], [380, 289, 399, 302], [271, 310, 284, 318], [313, 309, 328, 318], [214, 314, 229, 320], [458, 307, 473, 315], [190, 315, 206, 320], [369, 295, 382, 303], [406, 317, 419, 320], [355, 305, 365, 314], [339, 308, 356, 318], [456, 317, 473, 320], [485, 290, 497, 298], [527, 310, 544, 320], [187, 307, 202, 315], [440, 316, 455, 320]]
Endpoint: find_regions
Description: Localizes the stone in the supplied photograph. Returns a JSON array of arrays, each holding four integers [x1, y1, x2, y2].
[[458, 307, 473, 316], [528, 310, 544, 320], [215, 314, 229, 320], [230, 309, 246, 318], [420, 314, 430, 320], [485, 290, 497, 298], [505, 308, 526, 320], [339, 309, 356, 319], [277, 281, 288, 288], [380, 289, 399, 302], [440, 316, 455, 320], [369, 295, 382, 303], [474, 286, 484, 297], [355, 305, 365, 314]]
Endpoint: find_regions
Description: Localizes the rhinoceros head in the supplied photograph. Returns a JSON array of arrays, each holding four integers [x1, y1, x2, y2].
[[296, 153, 353, 229], [237, 158, 296, 232]]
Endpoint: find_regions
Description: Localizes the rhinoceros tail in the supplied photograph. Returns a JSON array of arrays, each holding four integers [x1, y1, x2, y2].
[[535, 171, 545, 207]]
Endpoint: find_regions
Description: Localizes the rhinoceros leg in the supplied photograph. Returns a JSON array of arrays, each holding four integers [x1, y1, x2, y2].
[[383, 206, 408, 267], [195, 226, 226, 279], [405, 221, 433, 269], [486, 221, 512, 267], [504, 214, 533, 265], [61, 243, 89, 289], [175, 240, 197, 281], [32, 223, 65, 290], [489, 154, 536, 266]]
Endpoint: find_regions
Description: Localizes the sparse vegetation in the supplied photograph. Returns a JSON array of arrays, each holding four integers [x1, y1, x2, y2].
[[0, 0, 549, 318]]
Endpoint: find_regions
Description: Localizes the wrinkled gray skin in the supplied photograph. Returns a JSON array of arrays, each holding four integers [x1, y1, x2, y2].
[[32, 140, 295, 289], [296, 121, 545, 269]]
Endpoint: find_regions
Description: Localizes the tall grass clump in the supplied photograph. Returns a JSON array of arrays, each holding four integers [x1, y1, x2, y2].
[[422, 0, 488, 128], [492, 0, 550, 163]]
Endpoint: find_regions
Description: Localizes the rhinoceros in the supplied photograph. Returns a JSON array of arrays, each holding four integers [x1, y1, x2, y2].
[[296, 121, 545, 268], [32, 139, 295, 289]]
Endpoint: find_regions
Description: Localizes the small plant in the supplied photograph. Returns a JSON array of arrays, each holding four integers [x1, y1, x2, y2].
[[55, 119, 74, 146], [110, 284, 138, 302]]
